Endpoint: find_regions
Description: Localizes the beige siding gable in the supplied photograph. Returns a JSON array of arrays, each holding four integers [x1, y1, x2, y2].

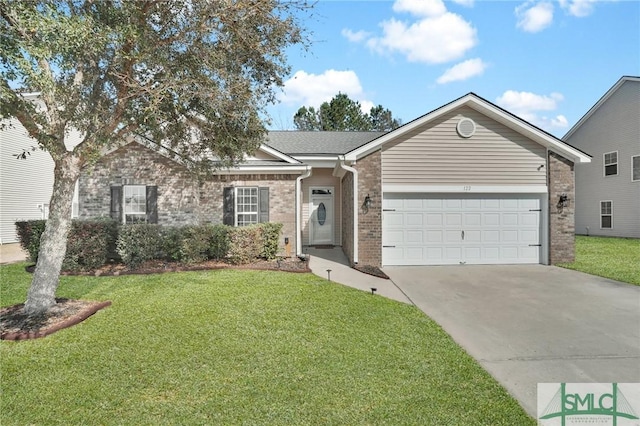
[[382, 106, 547, 186]]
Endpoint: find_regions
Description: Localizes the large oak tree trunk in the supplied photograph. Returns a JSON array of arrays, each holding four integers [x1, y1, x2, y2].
[[24, 154, 82, 316]]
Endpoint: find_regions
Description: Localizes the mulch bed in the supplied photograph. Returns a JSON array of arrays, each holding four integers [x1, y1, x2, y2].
[[1, 299, 111, 341], [3, 257, 310, 341], [353, 264, 389, 279]]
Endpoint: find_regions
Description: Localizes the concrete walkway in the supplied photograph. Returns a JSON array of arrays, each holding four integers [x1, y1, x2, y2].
[[0, 243, 27, 265], [305, 247, 411, 304]]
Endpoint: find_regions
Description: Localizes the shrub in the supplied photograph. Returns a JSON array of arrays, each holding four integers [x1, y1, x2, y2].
[[159, 226, 182, 262], [178, 225, 211, 264], [227, 225, 262, 264], [117, 224, 163, 268], [15, 220, 47, 262], [208, 224, 230, 260], [260, 222, 283, 260], [63, 219, 118, 272]]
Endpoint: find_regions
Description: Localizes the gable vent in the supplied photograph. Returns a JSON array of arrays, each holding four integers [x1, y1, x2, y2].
[[456, 118, 476, 138]]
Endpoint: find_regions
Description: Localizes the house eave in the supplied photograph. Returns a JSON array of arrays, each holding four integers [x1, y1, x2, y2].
[[345, 93, 592, 164]]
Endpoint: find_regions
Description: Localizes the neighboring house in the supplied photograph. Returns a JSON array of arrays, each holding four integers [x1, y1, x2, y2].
[[78, 93, 591, 267], [0, 94, 82, 244], [563, 76, 640, 238]]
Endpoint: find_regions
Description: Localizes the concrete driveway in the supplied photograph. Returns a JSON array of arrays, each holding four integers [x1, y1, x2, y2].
[[384, 265, 640, 418]]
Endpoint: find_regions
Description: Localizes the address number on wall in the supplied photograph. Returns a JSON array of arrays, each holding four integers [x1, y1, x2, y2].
[[462, 186, 472, 191]]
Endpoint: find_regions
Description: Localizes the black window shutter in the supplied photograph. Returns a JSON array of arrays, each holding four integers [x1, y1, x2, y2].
[[110, 186, 122, 222], [146, 186, 158, 224], [259, 187, 269, 223], [223, 187, 234, 225]]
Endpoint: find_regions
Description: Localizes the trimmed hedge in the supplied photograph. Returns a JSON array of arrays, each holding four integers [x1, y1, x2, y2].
[[15, 220, 47, 262], [15, 220, 283, 270], [63, 220, 118, 272]]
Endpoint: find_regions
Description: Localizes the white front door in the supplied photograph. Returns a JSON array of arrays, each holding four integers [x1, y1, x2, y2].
[[310, 188, 334, 245]]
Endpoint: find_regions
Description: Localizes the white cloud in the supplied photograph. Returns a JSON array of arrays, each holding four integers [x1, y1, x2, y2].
[[515, 1, 554, 33], [367, 13, 477, 64], [496, 90, 568, 130], [392, 0, 447, 17], [436, 58, 487, 84], [451, 0, 474, 6], [278, 69, 374, 111], [559, 0, 602, 17], [341, 29, 371, 43]]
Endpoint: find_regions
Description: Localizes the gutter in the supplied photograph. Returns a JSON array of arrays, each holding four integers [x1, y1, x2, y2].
[[338, 156, 358, 264], [296, 167, 312, 257]]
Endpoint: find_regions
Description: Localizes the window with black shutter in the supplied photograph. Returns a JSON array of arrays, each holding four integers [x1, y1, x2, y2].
[[223, 186, 269, 226], [110, 185, 158, 224]]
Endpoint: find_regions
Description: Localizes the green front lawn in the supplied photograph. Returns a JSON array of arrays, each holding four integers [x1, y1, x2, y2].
[[559, 236, 640, 285], [0, 264, 533, 425]]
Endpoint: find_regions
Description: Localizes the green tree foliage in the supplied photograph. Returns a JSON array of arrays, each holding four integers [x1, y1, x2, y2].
[[293, 93, 401, 131], [0, 0, 309, 315]]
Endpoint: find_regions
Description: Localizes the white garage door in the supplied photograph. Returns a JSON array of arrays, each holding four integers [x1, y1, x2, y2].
[[383, 194, 542, 266]]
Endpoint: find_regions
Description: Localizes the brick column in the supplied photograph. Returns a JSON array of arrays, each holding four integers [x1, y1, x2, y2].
[[548, 151, 576, 264], [356, 151, 382, 267]]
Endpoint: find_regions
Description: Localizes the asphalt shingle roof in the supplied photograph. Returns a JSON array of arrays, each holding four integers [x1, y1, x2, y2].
[[265, 131, 386, 156]]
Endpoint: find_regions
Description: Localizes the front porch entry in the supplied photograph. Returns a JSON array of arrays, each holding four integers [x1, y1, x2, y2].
[[310, 187, 334, 245]]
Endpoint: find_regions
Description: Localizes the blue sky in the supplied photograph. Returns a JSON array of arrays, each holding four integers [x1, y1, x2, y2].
[[266, 0, 640, 137]]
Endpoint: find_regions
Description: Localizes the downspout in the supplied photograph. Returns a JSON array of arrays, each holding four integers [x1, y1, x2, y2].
[[339, 156, 359, 264], [296, 166, 312, 257]]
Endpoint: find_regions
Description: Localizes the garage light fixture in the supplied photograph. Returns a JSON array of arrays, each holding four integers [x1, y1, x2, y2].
[[364, 194, 372, 208], [558, 193, 569, 208]]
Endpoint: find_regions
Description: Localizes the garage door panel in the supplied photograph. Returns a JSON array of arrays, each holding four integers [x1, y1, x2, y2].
[[406, 213, 423, 226], [383, 193, 542, 266]]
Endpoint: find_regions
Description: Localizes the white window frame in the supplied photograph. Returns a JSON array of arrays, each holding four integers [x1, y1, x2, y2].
[[632, 155, 640, 182], [603, 151, 618, 177], [123, 185, 146, 224], [600, 200, 613, 229], [235, 187, 258, 226]]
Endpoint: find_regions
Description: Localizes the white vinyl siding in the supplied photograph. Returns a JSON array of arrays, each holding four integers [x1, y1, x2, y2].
[[382, 106, 547, 187], [600, 201, 613, 229], [632, 156, 640, 182], [603, 151, 618, 176]]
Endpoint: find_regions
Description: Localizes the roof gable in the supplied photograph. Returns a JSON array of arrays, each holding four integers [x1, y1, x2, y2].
[[563, 76, 640, 140], [345, 93, 591, 164]]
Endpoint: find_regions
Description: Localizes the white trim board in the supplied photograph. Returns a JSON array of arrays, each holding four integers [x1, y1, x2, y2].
[[383, 185, 549, 194]]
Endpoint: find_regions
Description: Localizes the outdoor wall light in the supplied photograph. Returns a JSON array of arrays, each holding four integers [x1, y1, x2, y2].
[[363, 194, 372, 209], [558, 193, 569, 208]]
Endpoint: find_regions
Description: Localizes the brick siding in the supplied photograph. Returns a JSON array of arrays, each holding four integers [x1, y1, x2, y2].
[[79, 142, 297, 255], [548, 151, 576, 264], [355, 151, 382, 267]]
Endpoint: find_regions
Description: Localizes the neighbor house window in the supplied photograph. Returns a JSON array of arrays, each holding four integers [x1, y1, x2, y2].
[[632, 155, 640, 182], [124, 185, 147, 224], [600, 201, 612, 229], [235, 187, 258, 226], [223, 186, 269, 226], [604, 151, 618, 176]]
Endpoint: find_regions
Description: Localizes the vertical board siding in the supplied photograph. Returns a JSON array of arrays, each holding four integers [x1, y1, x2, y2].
[[382, 106, 547, 186], [567, 80, 640, 238]]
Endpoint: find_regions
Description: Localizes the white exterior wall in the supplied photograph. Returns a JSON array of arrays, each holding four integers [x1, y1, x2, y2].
[[0, 118, 82, 244], [566, 79, 640, 238]]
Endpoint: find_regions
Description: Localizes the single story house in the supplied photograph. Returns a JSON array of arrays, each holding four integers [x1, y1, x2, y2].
[[78, 93, 591, 267], [563, 76, 640, 238]]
